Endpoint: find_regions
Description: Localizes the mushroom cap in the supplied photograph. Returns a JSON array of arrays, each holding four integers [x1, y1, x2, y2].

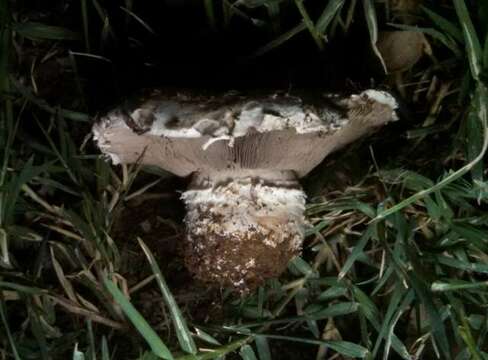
[[378, 31, 425, 73], [93, 90, 398, 178]]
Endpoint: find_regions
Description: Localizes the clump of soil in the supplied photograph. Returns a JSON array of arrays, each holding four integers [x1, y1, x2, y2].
[[184, 222, 300, 292]]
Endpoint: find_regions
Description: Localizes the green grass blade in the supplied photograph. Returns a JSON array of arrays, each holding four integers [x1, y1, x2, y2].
[[0, 280, 44, 294], [194, 327, 221, 346], [204, 0, 216, 30], [255, 336, 271, 360], [101, 336, 110, 360], [73, 346, 86, 360], [436, 255, 488, 274], [236, 0, 282, 8], [104, 277, 174, 359], [407, 271, 451, 359], [28, 302, 50, 360], [138, 238, 197, 355], [466, 92, 485, 188], [338, 226, 374, 279], [13, 22, 79, 40], [266, 1, 281, 34], [352, 286, 410, 359], [87, 320, 96, 360], [259, 335, 368, 358], [81, 0, 90, 51], [250, 21, 307, 58], [362, 0, 386, 72], [120, 6, 155, 34], [431, 280, 488, 292], [240, 344, 258, 360], [421, 6, 463, 43], [0, 298, 21, 360], [453, 0, 482, 80], [316, 0, 345, 34], [293, 0, 323, 51]]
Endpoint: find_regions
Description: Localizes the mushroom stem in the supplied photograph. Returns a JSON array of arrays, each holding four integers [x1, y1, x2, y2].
[[182, 173, 306, 291]]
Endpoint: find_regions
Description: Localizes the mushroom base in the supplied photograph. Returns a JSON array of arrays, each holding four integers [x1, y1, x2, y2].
[[181, 177, 306, 291]]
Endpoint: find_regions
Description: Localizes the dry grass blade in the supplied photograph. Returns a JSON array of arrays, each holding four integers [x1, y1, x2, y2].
[[51, 295, 125, 329]]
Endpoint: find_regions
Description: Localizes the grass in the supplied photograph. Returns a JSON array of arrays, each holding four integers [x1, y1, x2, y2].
[[1, 0, 488, 359]]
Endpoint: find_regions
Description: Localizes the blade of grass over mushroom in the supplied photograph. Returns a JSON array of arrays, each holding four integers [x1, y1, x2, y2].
[[138, 238, 197, 355], [372, 83, 488, 221], [453, 0, 482, 80], [104, 278, 174, 360]]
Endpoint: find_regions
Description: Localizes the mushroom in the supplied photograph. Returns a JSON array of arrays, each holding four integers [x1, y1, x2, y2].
[[93, 90, 398, 291]]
